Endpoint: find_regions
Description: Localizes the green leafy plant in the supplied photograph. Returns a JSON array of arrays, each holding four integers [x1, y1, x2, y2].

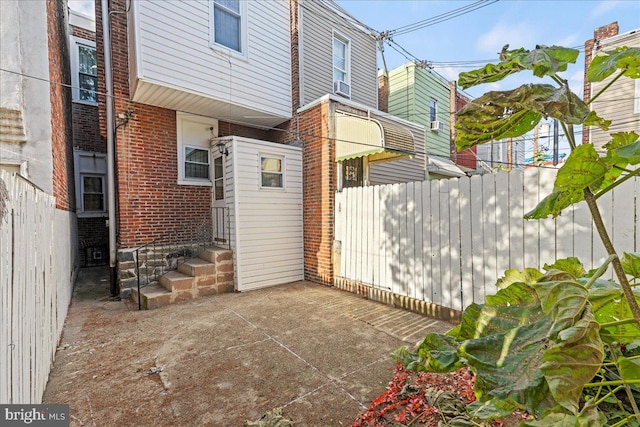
[[397, 44, 640, 426]]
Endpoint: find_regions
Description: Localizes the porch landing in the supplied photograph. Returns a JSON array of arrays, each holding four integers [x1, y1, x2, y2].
[[131, 247, 234, 309]]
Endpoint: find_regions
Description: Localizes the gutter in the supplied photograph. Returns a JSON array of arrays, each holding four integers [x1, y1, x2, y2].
[[101, 0, 118, 298]]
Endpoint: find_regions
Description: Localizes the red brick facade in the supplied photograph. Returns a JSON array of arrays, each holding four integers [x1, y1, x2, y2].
[[47, 0, 74, 212], [583, 22, 619, 145], [299, 102, 335, 284]]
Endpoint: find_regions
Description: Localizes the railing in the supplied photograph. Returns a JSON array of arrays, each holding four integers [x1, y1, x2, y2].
[[212, 206, 231, 250], [134, 219, 213, 310]]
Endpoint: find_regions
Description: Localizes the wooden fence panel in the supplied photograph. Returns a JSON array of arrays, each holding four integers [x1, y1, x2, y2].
[[0, 171, 75, 403], [334, 168, 639, 312]]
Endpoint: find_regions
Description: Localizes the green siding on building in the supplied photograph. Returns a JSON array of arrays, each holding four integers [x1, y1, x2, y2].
[[388, 63, 451, 158]]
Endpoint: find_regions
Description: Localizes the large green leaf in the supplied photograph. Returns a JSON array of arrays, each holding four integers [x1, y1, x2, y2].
[[622, 252, 640, 279], [466, 398, 519, 420], [458, 45, 579, 89], [618, 356, 640, 382], [532, 280, 589, 339], [544, 258, 586, 278], [541, 309, 603, 414], [456, 84, 589, 150], [586, 279, 640, 344], [495, 268, 543, 289], [587, 46, 640, 82], [456, 284, 543, 341], [460, 317, 556, 417], [525, 144, 611, 219], [404, 333, 462, 373]]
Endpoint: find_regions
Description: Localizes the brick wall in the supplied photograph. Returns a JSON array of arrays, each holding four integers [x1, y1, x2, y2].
[[72, 26, 95, 40], [47, 0, 74, 212], [583, 22, 619, 144], [300, 101, 335, 284], [452, 85, 476, 169], [378, 74, 389, 113], [73, 103, 103, 152]]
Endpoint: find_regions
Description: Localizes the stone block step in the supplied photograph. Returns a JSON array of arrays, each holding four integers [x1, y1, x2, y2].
[[131, 283, 173, 310], [177, 258, 216, 277], [159, 270, 194, 292], [199, 248, 233, 264]]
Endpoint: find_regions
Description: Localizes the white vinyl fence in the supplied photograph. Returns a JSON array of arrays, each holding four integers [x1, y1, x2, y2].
[[335, 168, 639, 312], [0, 171, 77, 403]]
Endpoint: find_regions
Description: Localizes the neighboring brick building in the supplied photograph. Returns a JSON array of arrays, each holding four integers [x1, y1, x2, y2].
[[68, 9, 109, 267], [95, 0, 428, 295]]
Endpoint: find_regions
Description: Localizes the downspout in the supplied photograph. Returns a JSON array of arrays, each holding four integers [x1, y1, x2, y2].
[[102, 0, 118, 298]]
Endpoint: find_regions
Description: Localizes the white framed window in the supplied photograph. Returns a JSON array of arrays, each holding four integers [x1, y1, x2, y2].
[[69, 36, 97, 104], [209, 0, 247, 56], [213, 156, 224, 200], [177, 112, 218, 186], [74, 151, 107, 217], [260, 155, 284, 189], [333, 32, 351, 98], [429, 99, 437, 122]]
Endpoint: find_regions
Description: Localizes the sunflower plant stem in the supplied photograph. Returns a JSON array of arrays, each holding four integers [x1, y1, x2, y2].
[[583, 187, 640, 326]]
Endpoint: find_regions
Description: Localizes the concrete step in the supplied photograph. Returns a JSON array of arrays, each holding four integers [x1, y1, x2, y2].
[[177, 258, 216, 277], [131, 283, 173, 310], [159, 270, 194, 292], [199, 247, 233, 264]]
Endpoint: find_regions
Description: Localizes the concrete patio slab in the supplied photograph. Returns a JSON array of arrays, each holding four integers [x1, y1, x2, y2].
[[42, 267, 454, 426]]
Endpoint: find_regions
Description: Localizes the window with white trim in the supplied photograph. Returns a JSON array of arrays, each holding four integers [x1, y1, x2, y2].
[[70, 36, 97, 104], [210, 0, 245, 53], [213, 156, 224, 200], [333, 33, 350, 97], [74, 151, 107, 216], [260, 155, 284, 189], [429, 99, 437, 122], [176, 112, 218, 186]]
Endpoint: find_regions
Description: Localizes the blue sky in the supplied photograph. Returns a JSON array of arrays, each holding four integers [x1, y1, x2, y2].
[[336, 0, 639, 98]]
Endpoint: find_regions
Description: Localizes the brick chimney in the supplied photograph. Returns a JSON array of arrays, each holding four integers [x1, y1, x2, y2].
[[378, 71, 389, 112], [582, 22, 619, 144]]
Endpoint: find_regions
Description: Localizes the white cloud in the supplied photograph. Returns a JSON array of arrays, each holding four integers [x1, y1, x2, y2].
[[590, 0, 621, 19], [68, 0, 95, 17], [436, 66, 462, 82], [476, 22, 536, 54], [555, 34, 579, 48]]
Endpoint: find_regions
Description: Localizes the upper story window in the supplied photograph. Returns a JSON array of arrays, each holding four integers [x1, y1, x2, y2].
[[211, 0, 245, 54], [333, 33, 351, 98], [70, 36, 97, 104], [429, 99, 437, 122]]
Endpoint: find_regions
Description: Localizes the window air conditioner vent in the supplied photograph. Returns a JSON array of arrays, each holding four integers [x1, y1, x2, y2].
[[333, 81, 351, 98], [430, 121, 441, 131]]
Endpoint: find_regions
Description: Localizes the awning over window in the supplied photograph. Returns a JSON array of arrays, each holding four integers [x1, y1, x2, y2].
[[427, 156, 467, 178], [334, 112, 414, 162]]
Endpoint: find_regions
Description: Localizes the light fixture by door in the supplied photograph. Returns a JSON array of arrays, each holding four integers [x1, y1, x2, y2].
[[216, 141, 229, 157], [210, 126, 228, 156]]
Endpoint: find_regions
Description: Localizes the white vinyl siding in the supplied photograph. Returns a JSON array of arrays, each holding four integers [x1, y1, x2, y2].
[[299, 0, 377, 107], [129, 0, 291, 126], [225, 137, 303, 291], [589, 31, 640, 152]]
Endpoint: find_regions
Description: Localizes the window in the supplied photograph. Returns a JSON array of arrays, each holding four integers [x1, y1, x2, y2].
[[74, 151, 107, 216], [429, 99, 437, 123], [176, 112, 218, 186], [211, 0, 245, 53], [70, 36, 97, 104], [184, 147, 210, 180], [213, 156, 224, 200], [260, 156, 283, 188], [333, 33, 350, 97]]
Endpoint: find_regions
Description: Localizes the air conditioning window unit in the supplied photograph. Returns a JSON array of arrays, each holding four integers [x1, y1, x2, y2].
[[430, 121, 441, 131], [334, 80, 351, 98]]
